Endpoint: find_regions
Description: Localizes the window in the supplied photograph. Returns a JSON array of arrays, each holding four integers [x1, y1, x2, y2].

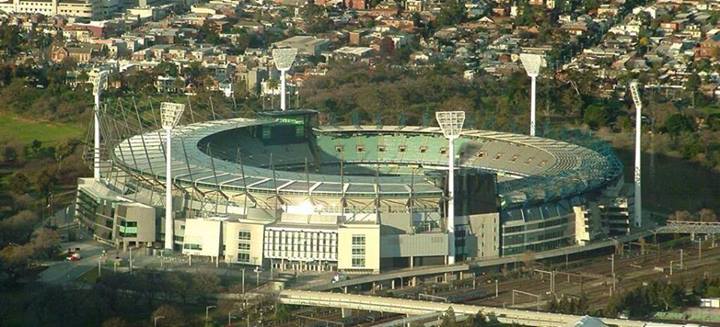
[[335, 145, 343, 152], [357, 145, 364, 152], [183, 243, 202, 250], [351, 234, 366, 268], [237, 253, 250, 263], [420, 146, 427, 153], [352, 258, 365, 268], [238, 243, 250, 250], [238, 231, 251, 240], [352, 235, 365, 246], [118, 220, 138, 237], [440, 147, 447, 155], [399, 145, 406, 152], [262, 127, 271, 139], [378, 145, 386, 152]]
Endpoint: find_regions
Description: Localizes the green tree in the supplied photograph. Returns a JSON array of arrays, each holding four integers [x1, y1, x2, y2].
[[301, 4, 333, 33], [583, 104, 609, 129], [8, 172, 30, 194], [698, 209, 717, 222], [436, 0, 466, 27], [154, 61, 178, 77], [663, 114, 695, 136]]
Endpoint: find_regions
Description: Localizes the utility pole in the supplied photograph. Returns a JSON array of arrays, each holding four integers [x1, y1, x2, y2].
[[629, 81, 643, 227], [242, 268, 245, 294], [129, 247, 133, 274], [680, 249, 684, 270], [699, 240, 702, 261], [611, 254, 616, 292]]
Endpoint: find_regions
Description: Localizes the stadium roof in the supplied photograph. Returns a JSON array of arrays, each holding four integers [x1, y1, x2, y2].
[[111, 118, 622, 207]]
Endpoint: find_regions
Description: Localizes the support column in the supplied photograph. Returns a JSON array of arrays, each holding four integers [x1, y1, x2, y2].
[[280, 70, 287, 111], [447, 138, 456, 265], [93, 91, 101, 181], [164, 128, 174, 250], [530, 75, 537, 136], [341, 308, 353, 318]]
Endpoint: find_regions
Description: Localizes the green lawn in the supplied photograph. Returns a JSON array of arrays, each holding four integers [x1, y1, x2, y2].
[[0, 114, 85, 145]]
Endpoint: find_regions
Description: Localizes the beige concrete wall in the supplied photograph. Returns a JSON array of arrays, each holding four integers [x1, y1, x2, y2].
[[379, 212, 413, 234], [182, 218, 222, 257], [574, 203, 602, 245], [379, 233, 448, 257], [338, 224, 380, 273], [223, 220, 265, 266], [467, 212, 500, 259], [115, 203, 156, 245]]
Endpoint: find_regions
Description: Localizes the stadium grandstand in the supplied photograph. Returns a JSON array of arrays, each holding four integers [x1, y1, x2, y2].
[[75, 108, 633, 273]]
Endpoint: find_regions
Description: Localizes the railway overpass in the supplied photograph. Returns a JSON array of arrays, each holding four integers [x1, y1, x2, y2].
[[655, 221, 720, 235], [304, 230, 653, 291], [278, 290, 674, 327]]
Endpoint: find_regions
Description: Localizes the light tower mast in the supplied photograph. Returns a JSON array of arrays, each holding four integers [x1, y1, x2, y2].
[[272, 48, 298, 111], [629, 81, 642, 227], [436, 111, 465, 265], [92, 71, 109, 181], [160, 102, 185, 250], [520, 54, 543, 136]]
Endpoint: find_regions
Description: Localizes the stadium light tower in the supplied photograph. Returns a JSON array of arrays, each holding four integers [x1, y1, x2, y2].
[[629, 81, 642, 228], [272, 47, 298, 111], [519, 54, 542, 136], [436, 111, 465, 265], [92, 70, 109, 181], [161, 102, 185, 250]]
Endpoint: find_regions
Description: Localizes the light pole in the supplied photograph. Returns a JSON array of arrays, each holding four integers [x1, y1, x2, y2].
[[91, 70, 109, 181], [205, 305, 216, 323], [153, 316, 165, 327], [519, 54, 543, 136], [160, 102, 186, 250], [272, 47, 298, 111], [435, 111, 465, 265], [629, 81, 643, 227]]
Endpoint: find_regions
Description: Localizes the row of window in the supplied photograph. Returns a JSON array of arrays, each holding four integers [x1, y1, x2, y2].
[[336, 144, 448, 155], [351, 235, 366, 268], [503, 217, 569, 234], [183, 243, 202, 250], [237, 230, 252, 264]]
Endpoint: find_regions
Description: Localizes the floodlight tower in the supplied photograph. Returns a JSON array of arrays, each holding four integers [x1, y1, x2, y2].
[[92, 71, 109, 181], [629, 81, 642, 228], [520, 54, 542, 136], [272, 48, 298, 111], [160, 102, 185, 250], [436, 111, 465, 265]]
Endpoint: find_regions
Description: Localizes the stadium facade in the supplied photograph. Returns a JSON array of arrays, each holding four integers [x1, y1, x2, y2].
[[75, 110, 632, 273]]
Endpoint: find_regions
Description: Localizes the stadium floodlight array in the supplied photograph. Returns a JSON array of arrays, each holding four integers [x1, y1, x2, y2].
[[435, 111, 465, 265], [92, 70, 109, 181], [272, 47, 298, 111], [629, 81, 642, 228], [160, 102, 186, 250], [519, 53, 543, 137]]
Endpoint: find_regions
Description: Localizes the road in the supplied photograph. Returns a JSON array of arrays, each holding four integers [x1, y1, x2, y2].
[[38, 240, 107, 284]]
